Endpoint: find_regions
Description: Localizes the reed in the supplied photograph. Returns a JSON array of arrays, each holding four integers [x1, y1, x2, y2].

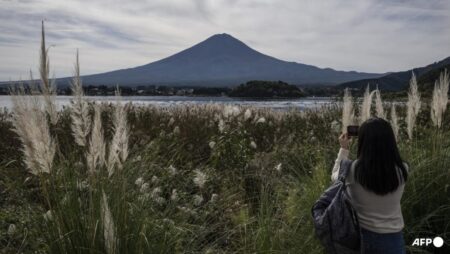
[[431, 69, 449, 128], [341, 88, 354, 133], [374, 87, 385, 119], [359, 85, 374, 124], [102, 190, 116, 254], [390, 103, 399, 140], [10, 85, 55, 175], [406, 72, 421, 139], [106, 89, 129, 177], [70, 50, 91, 146], [39, 21, 59, 125], [86, 103, 106, 173]]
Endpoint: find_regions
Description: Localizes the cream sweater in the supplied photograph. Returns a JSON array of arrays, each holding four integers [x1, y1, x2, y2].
[[331, 148, 407, 233]]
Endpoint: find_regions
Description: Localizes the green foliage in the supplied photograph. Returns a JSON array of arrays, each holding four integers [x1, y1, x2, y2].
[[229, 80, 305, 98]]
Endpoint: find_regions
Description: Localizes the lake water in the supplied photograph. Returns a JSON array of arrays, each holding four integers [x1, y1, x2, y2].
[[0, 95, 335, 110]]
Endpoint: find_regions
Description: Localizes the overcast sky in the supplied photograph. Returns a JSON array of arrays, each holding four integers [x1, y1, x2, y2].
[[1, 0, 450, 81]]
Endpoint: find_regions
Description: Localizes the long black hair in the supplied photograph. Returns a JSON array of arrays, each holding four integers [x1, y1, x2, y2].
[[354, 117, 408, 195]]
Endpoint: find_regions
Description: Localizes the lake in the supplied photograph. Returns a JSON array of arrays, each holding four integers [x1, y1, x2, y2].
[[0, 95, 335, 110]]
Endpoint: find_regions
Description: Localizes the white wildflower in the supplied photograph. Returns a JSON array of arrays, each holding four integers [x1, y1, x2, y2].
[[101, 191, 116, 254], [151, 187, 165, 204], [43, 210, 53, 221], [140, 182, 150, 193], [8, 224, 17, 236], [193, 169, 207, 188], [154, 196, 166, 205], [171, 189, 178, 201], [250, 141, 257, 149], [193, 194, 204, 206], [151, 187, 162, 196], [168, 165, 177, 176], [331, 120, 340, 133], [210, 193, 219, 203], [244, 108, 252, 120], [256, 117, 266, 124], [173, 126, 180, 135], [133, 155, 142, 162], [135, 177, 144, 187], [274, 163, 282, 172], [209, 141, 216, 149]]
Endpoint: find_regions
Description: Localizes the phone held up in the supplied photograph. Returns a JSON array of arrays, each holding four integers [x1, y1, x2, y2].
[[347, 125, 359, 137]]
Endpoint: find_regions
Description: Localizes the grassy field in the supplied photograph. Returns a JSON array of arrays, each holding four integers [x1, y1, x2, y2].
[[0, 94, 449, 253], [1, 23, 449, 254]]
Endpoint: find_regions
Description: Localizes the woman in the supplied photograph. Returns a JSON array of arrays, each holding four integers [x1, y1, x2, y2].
[[331, 117, 409, 254]]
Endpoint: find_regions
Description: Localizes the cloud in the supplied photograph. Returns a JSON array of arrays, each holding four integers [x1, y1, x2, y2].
[[0, 0, 449, 80]]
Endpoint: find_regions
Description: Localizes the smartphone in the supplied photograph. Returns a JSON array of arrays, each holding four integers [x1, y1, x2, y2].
[[347, 125, 359, 137]]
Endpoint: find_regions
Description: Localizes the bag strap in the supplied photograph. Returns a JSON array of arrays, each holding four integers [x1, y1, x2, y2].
[[338, 159, 353, 183]]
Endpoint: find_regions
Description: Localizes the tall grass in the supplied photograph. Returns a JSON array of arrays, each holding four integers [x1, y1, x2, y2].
[[374, 87, 385, 119], [342, 88, 354, 133], [406, 72, 421, 139], [10, 84, 55, 175], [390, 103, 399, 140], [359, 85, 374, 124], [431, 69, 449, 128], [70, 50, 91, 147]]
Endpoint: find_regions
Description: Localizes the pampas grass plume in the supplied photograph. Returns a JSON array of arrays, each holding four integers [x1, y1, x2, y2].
[[107, 88, 129, 177], [39, 21, 59, 125], [390, 103, 399, 141], [359, 85, 375, 124], [342, 88, 354, 133], [86, 104, 106, 173], [431, 69, 449, 128], [10, 83, 56, 175], [406, 72, 421, 139], [439, 69, 449, 114], [70, 50, 91, 146], [374, 87, 385, 119], [101, 191, 116, 254]]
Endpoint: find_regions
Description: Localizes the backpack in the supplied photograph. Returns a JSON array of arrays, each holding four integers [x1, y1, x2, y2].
[[311, 159, 362, 254]]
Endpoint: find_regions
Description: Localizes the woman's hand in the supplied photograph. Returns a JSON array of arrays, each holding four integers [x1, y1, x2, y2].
[[339, 133, 351, 150]]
